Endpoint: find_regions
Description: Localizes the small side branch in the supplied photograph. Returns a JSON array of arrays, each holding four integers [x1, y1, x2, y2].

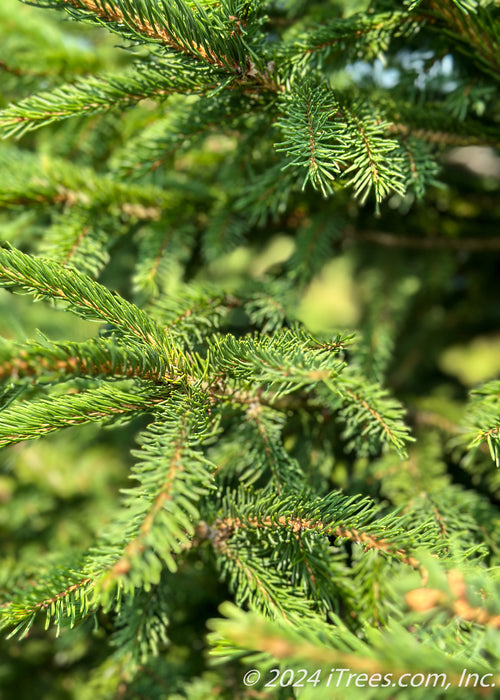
[[206, 515, 422, 571], [345, 227, 500, 252]]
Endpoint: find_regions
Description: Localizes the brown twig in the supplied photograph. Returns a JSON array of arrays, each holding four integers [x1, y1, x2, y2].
[[206, 514, 423, 571], [345, 226, 500, 252]]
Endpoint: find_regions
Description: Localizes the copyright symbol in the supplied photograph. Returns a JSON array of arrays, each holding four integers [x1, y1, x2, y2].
[[243, 669, 261, 686]]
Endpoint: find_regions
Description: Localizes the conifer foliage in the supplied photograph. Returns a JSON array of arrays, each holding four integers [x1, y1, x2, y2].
[[1, 0, 500, 698]]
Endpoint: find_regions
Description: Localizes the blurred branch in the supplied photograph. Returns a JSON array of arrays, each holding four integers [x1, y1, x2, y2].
[[345, 226, 500, 251]]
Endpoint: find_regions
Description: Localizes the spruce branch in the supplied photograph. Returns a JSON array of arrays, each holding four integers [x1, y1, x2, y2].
[[0, 245, 179, 361], [276, 85, 407, 204], [111, 578, 172, 669], [208, 603, 500, 688], [209, 490, 425, 572], [396, 138, 441, 199], [0, 386, 165, 446], [282, 10, 418, 72], [110, 91, 260, 178], [207, 327, 347, 399], [0, 66, 215, 138], [132, 222, 197, 300], [213, 537, 317, 621], [204, 328, 411, 459], [275, 83, 346, 197], [0, 336, 170, 385], [341, 105, 406, 205], [318, 374, 413, 459], [1, 572, 95, 639], [39, 0, 244, 71], [464, 381, 500, 466], [151, 285, 234, 343], [427, 0, 500, 82], [0, 145, 181, 215], [24, 0, 280, 93], [40, 209, 117, 280], [230, 406, 304, 491], [243, 279, 296, 334], [93, 399, 218, 598]]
